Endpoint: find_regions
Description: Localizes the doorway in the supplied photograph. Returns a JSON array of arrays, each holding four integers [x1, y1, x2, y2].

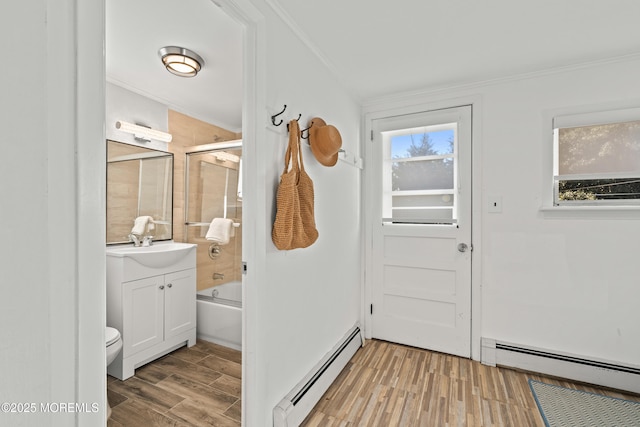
[[105, 0, 257, 423], [366, 105, 473, 358]]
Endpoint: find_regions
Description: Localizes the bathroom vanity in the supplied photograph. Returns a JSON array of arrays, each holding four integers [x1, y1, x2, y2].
[[106, 242, 197, 380]]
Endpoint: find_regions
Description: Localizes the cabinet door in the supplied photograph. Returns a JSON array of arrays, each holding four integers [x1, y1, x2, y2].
[[164, 269, 196, 339], [123, 275, 164, 356]]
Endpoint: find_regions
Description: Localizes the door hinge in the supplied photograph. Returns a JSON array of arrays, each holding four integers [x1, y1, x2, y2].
[[371, 130, 373, 141], [242, 262, 247, 275], [370, 304, 373, 315]]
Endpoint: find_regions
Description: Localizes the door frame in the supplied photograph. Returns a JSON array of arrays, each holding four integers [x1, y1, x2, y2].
[[362, 95, 484, 360], [211, 2, 266, 426]]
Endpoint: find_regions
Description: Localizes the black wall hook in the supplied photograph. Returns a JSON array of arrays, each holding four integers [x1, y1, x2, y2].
[[286, 114, 302, 132], [272, 105, 307, 134], [271, 105, 287, 126], [300, 121, 313, 139]]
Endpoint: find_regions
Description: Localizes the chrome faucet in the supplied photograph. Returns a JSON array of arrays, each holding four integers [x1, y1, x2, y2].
[[142, 236, 154, 247], [129, 234, 141, 247]]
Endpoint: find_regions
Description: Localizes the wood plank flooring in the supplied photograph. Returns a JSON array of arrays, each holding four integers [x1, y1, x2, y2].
[[107, 338, 640, 426], [302, 339, 640, 426], [107, 340, 241, 427]]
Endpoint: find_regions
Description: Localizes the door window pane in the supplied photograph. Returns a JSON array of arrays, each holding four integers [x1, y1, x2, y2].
[[391, 129, 454, 158], [383, 124, 458, 223], [392, 159, 454, 191]]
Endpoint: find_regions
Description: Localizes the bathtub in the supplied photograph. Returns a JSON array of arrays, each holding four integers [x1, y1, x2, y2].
[[196, 281, 242, 351]]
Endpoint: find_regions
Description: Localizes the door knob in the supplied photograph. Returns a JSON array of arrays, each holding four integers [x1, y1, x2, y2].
[[457, 243, 469, 253]]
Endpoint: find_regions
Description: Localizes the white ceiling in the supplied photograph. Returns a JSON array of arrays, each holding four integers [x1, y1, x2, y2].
[[275, 0, 640, 101], [106, 0, 243, 131], [107, 0, 640, 132]]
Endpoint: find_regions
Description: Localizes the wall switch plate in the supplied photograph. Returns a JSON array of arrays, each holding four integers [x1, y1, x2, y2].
[[488, 196, 502, 213]]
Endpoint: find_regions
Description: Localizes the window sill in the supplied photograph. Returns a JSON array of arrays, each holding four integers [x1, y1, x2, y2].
[[539, 205, 640, 220]]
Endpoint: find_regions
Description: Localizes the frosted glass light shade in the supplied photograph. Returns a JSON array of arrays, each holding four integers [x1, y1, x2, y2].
[[115, 121, 173, 143], [158, 46, 204, 77]]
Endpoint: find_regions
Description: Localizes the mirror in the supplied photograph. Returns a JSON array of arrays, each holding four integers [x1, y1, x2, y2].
[[106, 140, 173, 244]]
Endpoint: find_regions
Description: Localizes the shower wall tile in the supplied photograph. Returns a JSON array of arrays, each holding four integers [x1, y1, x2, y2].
[[168, 109, 242, 291], [168, 109, 239, 243]]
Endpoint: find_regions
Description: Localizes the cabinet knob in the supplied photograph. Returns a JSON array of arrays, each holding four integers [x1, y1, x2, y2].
[[159, 285, 165, 290], [167, 283, 172, 288]]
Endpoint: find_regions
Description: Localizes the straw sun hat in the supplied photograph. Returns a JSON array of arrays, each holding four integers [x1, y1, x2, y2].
[[308, 118, 342, 167]]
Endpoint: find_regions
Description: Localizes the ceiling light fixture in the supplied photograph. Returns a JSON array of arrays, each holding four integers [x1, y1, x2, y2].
[[158, 46, 204, 77], [115, 121, 173, 143]]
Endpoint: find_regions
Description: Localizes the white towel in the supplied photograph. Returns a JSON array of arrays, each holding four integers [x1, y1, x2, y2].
[[131, 216, 155, 236], [205, 218, 234, 245]]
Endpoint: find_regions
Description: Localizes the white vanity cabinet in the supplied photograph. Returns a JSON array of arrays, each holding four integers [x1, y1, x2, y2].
[[106, 243, 197, 380], [123, 270, 195, 356]]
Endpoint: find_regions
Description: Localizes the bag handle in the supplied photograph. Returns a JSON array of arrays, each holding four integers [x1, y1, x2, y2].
[[283, 119, 301, 175], [296, 123, 306, 173]]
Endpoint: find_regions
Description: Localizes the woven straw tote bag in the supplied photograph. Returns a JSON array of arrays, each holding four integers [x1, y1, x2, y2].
[[272, 120, 319, 250]]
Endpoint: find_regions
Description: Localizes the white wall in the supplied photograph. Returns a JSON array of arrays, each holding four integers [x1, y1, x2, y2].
[[479, 58, 640, 366], [364, 56, 640, 368], [106, 82, 170, 151], [0, 3, 54, 425], [242, 2, 363, 424], [1, 1, 105, 426]]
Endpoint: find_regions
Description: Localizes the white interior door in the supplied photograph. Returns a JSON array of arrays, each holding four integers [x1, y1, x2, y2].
[[368, 105, 472, 358]]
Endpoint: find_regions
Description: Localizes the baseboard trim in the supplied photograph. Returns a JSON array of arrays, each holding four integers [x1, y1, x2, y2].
[[481, 338, 640, 394]]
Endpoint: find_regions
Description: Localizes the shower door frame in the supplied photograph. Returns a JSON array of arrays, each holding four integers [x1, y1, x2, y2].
[[184, 141, 244, 294], [184, 140, 244, 233]]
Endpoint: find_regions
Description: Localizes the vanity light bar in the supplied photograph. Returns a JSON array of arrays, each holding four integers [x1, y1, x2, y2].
[[115, 121, 173, 143]]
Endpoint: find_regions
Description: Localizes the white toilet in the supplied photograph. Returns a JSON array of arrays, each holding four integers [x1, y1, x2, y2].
[[105, 327, 122, 419]]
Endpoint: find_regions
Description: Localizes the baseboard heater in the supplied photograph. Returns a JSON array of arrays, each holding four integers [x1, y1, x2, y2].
[[481, 338, 640, 394], [273, 324, 363, 427]]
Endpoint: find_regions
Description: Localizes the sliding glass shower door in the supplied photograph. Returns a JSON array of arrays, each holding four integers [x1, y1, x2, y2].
[[185, 146, 243, 294]]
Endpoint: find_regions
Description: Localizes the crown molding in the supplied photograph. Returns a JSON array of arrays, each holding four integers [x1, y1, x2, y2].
[[262, 1, 640, 111], [363, 51, 640, 109]]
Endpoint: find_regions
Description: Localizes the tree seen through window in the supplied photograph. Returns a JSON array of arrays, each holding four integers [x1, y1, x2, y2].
[[391, 130, 454, 192], [557, 121, 640, 201]]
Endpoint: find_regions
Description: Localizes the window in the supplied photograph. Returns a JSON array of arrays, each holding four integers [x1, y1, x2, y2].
[[382, 122, 458, 223], [553, 108, 640, 206]]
